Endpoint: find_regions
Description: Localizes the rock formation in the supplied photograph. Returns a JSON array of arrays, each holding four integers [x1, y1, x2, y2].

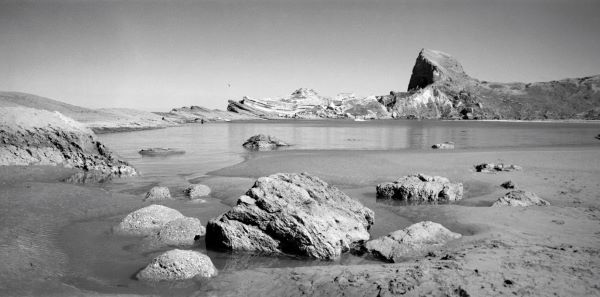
[[139, 148, 185, 156], [149, 217, 206, 246], [136, 249, 217, 281], [475, 163, 522, 173], [205, 173, 374, 259], [185, 184, 211, 199], [242, 134, 290, 151], [365, 221, 462, 262], [115, 204, 185, 236], [144, 186, 172, 201], [492, 190, 550, 207], [432, 142, 455, 149], [0, 107, 136, 176], [376, 174, 463, 202]]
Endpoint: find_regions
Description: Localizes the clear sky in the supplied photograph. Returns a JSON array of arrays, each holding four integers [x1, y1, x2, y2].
[[1, 0, 599, 111]]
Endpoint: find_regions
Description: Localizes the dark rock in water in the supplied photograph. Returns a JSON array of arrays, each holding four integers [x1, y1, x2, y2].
[[205, 172, 374, 259], [136, 249, 217, 281], [138, 148, 185, 156], [0, 107, 136, 176], [376, 174, 463, 202], [500, 180, 516, 189], [475, 163, 522, 173], [492, 190, 549, 207], [115, 204, 184, 236], [365, 221, 461, 262], [185, 184, 211, 199], [431, 142, 455, 149], [144, 186, 172, 201], [242, 134, 290, 151]]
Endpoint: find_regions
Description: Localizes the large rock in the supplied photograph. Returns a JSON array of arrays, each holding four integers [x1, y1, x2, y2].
[[144, 186, 172, 201], [151, 217, 206, 246], [365, 221, 462, 262], [115, 205, 184, 236], [185, 184, 211, 199], [0, 107, 136, 176], [475, 163, 522, 173], [492, 190, 550, 207], [242, 134, 290, 151], [376, 174, 463, 202], [205, 173, 375, 259], [136, 249, 217, 281]]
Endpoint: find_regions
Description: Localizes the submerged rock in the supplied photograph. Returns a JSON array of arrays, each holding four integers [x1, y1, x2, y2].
[[242, 134, 290, 151], [475, 163, 522, 173], [0, 107, 136, 176], [492, 190, 550, 207], [144, 186, 172, 201], [376, 174, 463, 202], [139, 148, 185, 156], [205, 172, 374, 259], [431, 142, 455, 149], [185, 184, 211, 199], [150, 217, 206, 246], [116, 204, 184, 236], [136, 249, 217, 281], [365, 221, 462, 262], [500, 180, 516, 189]]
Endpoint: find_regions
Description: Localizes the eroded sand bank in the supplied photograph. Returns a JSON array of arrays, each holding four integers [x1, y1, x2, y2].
[[1, 146, 599, 296]]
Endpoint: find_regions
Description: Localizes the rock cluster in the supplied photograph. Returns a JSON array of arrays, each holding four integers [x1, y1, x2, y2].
[[376, 174, 463, 202], [144, 186, 172, 201], [205, 172, 374, 259], [0, 107, 136, 176], [492, 190, 550, 207], [365, 221, 461, 262], [136, 249, 217, 281], [242, 134, 290, 151], [475, 163, 522, 173], [139, 148, 185, 156], [431, 142, 455, 149]]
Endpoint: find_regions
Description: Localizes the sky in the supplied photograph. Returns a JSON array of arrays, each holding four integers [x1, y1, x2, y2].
[[1, 0, 599, 111]]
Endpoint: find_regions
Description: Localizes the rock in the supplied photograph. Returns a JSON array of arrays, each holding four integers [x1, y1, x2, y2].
[[376, 174, 463, 202], [185, 184, 211, 199], [0, 107, 136, 176], [136, 249, 217, 281], [151, 217, 206, 246], [365, 221, 462, 262], [115, 204, 184, 236], [500, 180, 516, 189], [144, 186, 172, 201], [139, 148, 185, 156], [431, 142, 455, 149], [475, 163, 522, 173], [205, 172, 374, 259], [492, 190, 550, 207], [242, 134, 290, 151]]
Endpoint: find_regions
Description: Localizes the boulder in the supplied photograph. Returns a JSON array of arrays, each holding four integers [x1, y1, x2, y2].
[[185, 184, 211, 199], [136, 249, 217, 281], [144, 186, 172, 201], [242, 134, 290, 151], [500, 180, 516, 189], [376, 174, 463, 202], [365, 221, 461, 262], [139, 148, 185, 156], [115, 204, 184, 236], [431, 142, 455, 149], [205, 172, 374, 259], [492, 190, 550, 207], [150, 217, 206, 246], [475, 163, 522, 173]]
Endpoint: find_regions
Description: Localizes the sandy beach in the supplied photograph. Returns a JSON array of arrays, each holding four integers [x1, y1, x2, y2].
[[1, 144, 598, 296]]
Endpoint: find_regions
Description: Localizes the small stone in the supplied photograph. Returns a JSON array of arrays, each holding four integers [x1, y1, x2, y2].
[[500, 180, 515, 189], [116, 205, 184, 236], [492, 190, 550, 207], [431, 142, 455, 149], [136, 249, 217, 281], [242, 134, 290, 151], [144, 186, 172, 201]]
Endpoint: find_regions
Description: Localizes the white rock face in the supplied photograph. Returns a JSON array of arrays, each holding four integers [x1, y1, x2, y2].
[[492, 190, 550, 207], [365, 221, 462, 262], [144, 186, 172, 201], [136, 249, 217, 281], [116, 205, 185, 236]]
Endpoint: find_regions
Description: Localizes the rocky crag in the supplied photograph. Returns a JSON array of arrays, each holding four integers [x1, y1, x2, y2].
[[227, 49, 600, 120], [0, 106, 136, 176]]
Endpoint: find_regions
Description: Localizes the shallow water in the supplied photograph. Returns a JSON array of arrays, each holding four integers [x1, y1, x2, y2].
[[57, 120, 600, 294]]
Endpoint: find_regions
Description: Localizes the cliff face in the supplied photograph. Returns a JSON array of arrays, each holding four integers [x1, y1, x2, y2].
[[0, 107, 136, 176]]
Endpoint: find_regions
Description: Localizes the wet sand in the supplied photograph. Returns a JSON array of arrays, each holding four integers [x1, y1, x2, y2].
[[1, 145, 599, 296]]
